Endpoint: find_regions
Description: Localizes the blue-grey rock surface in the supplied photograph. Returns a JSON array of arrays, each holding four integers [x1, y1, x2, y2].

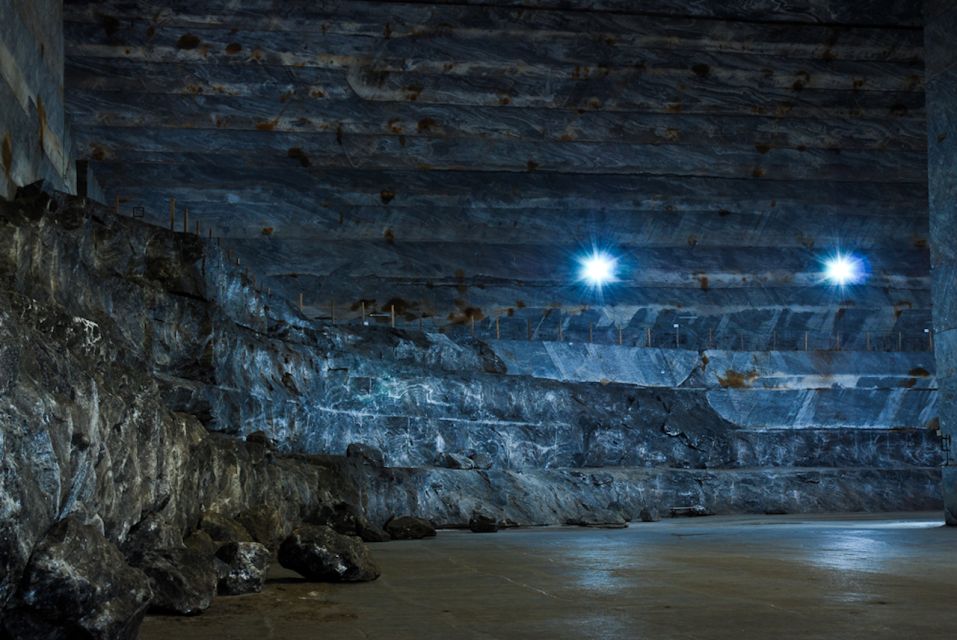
[[926, 0, 957, 526]]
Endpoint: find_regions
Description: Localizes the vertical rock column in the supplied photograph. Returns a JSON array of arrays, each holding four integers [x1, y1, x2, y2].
[[925, 0, 957, 524]]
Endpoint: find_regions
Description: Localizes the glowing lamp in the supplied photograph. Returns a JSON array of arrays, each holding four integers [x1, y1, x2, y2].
[[822, 253, 865, 286], [578, 251, 618, 288]]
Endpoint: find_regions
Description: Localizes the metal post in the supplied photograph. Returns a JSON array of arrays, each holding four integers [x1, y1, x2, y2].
[[618, 325, 623, 346], [299, 292, 303, 312], [804, 331, 808, 351], [496, 315, 500, 340], [391, 304, 396, 328], [169, 198, 175, 230], [361, 301, 366, 323], [674, 323, 679, 349], [183, 206, 189, 234]]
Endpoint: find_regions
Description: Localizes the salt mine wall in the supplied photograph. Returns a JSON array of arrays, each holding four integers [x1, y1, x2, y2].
[[62, 0, 931, 349], [0, 0, 75, 199], [925, 0, 957, 524]]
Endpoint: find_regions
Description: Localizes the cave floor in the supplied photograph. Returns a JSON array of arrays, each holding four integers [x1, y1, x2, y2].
[[141, 513, 956, 639]]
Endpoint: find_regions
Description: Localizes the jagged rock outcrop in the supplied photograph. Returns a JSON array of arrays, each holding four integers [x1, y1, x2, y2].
[[0, 190, 369, 628]]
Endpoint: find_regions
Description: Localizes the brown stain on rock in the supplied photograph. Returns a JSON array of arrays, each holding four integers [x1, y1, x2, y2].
[[697, 275, 709, 290], [893, 300, 913, 318], [700, 354, 709, 369], [380, 189, 395, 205], [89, 144, 107, 161], [287, 147, 311, 168], [36, 97, 45, 150], [417, 117, 438, 133], [176, 33, 201, 49], [909, 367, 930, 377], [383, 228, 395, 244], [718, 369, 759, 389], [752, 167, 765, 178], [1, 134, 12, 178], [261, 227, 273, 236], [448, 307, 484, 325], [225, 42, 242, 54], [755, 143, 771, 154], [256, 120, 278, 131], [526, 160, 539, 172]]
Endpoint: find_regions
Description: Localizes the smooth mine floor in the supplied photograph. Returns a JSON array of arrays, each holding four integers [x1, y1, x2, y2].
[[142, 513, 956, 639]]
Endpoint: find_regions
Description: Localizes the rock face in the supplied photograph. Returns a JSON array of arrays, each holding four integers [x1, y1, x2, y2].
[[0, 185, 945, 622], [385, 516, 437, 540], [0, 193, 366, 614], [216, 542, 271, 595], [2, 517, 153, 639], [278, 526, 380, 583], [128, 548, 217, 615]]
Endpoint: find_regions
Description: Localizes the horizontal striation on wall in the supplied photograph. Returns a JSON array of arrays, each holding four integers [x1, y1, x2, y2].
[[62, 0, 928, 333]]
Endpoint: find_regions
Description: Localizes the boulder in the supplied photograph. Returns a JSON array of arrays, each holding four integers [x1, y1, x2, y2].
[[2, 517, 152, 639], [468, 512, 499, 533], [345, 442, 385, 467], [278, 525, 380, 582], [384, 516, 436, 540], [198, 511, 253, 544], [357, 519, 391, 543], [121, 511, 184, 558], [565, 511, 628, 529], [639, 507, 661, 522], [183, 530, 220, 556], [669, 505, 714, 518], [216, 542, 271, 595], [128, 548, 218, 615], [309, 501, 362, 536], [308, 502, 389, 542], [236, 505, 285, 549]]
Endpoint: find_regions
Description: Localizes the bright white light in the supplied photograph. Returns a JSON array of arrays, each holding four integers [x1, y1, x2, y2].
[[579, 251, 617, 287], [823, 253, 864, 286]]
